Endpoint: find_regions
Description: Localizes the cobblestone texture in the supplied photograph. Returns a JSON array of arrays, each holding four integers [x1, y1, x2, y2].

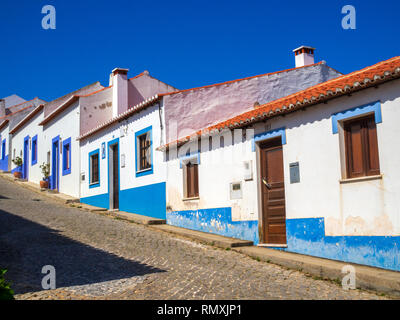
[[0, 177, 389, 300]]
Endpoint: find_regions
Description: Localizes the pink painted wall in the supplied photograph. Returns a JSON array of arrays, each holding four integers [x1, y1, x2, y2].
[[128, 72, 177, 108], [43, 82, 103, 118], [163, 63, 342, 143], [80, 86, 113, 136], [79, 72, 177, 135]]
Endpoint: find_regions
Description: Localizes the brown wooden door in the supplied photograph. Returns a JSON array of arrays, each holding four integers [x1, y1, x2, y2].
[[260, 138, 286, 244], [112, 144, 119, 209]]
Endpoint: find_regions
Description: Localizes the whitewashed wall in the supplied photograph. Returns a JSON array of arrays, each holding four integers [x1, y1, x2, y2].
[[166, 79, 400, 237], [80, 102, 166, 201], [42, 101, 81, 198], [11, 110, 45, 184]]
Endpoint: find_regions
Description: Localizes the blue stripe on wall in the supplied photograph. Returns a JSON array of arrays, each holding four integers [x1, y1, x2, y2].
[[80, 192, 109, 209], [80, 181, 166, 219], [284, 217, 400, 272], [167, 207, 259, 244], [119, 182, 166, 219], [0, 155, 9, 171]]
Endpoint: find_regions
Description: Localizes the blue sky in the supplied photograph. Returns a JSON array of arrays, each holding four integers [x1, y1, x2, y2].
[[0, 0, 399, 102]]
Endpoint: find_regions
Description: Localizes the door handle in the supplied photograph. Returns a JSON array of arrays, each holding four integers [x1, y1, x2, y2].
[[262, 178, 272, 189]]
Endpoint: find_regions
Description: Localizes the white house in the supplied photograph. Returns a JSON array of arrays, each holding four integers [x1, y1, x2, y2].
[[78, 67, 176, 218], [159, 56, 400, 272], [0, 97, 45, 173], [9, 105, 45, 183]]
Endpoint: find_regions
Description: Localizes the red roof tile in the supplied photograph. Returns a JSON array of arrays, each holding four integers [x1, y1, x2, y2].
[[158, 56, 400, 151]]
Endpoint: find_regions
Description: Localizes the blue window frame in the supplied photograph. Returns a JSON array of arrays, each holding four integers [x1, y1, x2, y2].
[[1, 139, 5, 160], [135, 126, 153, 177], [31, 135, 38, 165], [252, 127, 286, 152], [331, 101, 382, 134], [89, 149, 100, 188], [62, 137, 71, 175]]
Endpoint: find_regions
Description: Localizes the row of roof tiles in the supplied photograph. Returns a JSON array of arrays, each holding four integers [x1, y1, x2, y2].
[[157, 55, 400, 151]]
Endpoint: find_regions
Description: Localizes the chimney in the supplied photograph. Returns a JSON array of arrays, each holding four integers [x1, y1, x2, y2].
[[110, 68, 129, 117], [0, 99, 5, 118], [293, 46, 315, 68]]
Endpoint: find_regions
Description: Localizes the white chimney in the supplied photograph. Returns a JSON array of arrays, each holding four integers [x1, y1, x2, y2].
[[110, 68, 129, 117], [0, 99, 5, 118], [293, 46, 315, 68]]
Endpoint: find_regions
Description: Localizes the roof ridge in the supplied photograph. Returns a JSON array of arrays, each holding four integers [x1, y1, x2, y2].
[[157, 55, 400, 151], [159, 61, 325, 97]]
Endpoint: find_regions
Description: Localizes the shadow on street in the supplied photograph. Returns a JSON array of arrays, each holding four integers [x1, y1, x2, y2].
[[0, 208, 165, 294]]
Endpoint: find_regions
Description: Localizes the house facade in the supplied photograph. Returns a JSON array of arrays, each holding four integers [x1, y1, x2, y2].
[[78, 68, 176, 218], [160, 56, 400, 271], [0, 97, 45, 173]]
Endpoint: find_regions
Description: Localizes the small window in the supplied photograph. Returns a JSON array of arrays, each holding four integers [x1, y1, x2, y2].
[[135, 127, 153, 177], [184, 162, 199, 198], [344, 114, 380, 179], [62, 138, 71, 175], [89, 150, 100, 187], [31, 135, 38, 165]]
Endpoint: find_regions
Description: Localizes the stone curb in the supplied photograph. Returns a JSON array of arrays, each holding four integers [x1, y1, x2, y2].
[[0, 173, 79, 205], [232, 246, 400, 298], [150, 224, 254, 249]]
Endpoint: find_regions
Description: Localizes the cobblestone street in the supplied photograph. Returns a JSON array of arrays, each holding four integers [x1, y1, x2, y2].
[[0, 177, 389, 300]]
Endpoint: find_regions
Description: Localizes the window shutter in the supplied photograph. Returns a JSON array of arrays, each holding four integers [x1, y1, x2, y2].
[[345, 120, 364, 178], [344, 115, 380, 179], [365, 117, 380, 176]]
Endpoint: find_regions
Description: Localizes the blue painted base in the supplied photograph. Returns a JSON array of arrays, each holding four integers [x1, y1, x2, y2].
[[0, 155, 9, 171], [284, 218, 400, 272], [119, 182, 166, 219], [167, 207, 259, 244], [80, 182, 166, 220]]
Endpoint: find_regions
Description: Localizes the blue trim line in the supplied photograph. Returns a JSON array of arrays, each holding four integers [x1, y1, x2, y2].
[[107, 137, 120, 208], [331, 101, 382, 134], [179, 151, 200, 169], [62, 137, 71, 176], [23, 135, 29, 180], [31, 135, 38, 166], [89, 149, 100, 188], [135, 125, 153, 177], [1, 139, 6, 160], [252, 127, 286, 151], [51, 135, 60, 190]]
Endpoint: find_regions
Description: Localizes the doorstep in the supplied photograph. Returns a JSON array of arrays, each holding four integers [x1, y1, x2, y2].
[[151, 224, 254, 249], [232, 246, 400, 298]]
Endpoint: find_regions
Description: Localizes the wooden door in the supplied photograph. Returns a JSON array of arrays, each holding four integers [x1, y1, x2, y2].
[[112, 144, 119, 209], [260, 138, 286, 244]]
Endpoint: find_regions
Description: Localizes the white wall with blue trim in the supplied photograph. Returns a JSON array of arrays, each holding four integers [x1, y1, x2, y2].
[[165, 79, 400, 271], [79, 102, 167, 219], [42, 101, 81, 197], [0, 124, 9, 171], [10, 109, 45, 184]]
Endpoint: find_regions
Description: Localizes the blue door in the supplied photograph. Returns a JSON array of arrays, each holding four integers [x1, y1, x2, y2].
[[51, 136, 60, 191], [23, 136, 29, 180]]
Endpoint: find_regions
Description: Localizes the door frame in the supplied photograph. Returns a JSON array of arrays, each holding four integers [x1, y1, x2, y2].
[[255, 129, 287, 245], [107, 138, 120, 210], [51, 135, 60, 191], [23, 135, 30, 180]]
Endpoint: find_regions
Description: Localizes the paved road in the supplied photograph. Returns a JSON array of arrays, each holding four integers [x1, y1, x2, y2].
[[0, 177, 388, 300]]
